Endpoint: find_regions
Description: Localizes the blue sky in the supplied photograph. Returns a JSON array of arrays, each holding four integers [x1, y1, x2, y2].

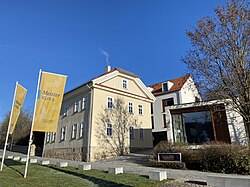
[[0, 0, 226, 122]]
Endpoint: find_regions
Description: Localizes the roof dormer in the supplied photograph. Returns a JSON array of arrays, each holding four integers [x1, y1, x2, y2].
[[162, 81, 173, 92]]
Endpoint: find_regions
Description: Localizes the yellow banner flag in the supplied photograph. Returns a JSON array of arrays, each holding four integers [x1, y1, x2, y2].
[[32, 71, 67, 132], [9, 84, 27, 134]]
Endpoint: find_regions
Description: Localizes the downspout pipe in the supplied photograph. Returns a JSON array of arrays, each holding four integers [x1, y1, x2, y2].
[[86, 83, 93, 162]]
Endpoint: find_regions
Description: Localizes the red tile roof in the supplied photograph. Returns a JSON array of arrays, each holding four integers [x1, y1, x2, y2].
[[149, 75, 190, 96]]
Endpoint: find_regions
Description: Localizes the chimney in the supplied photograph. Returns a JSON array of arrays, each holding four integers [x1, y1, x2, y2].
[[105, 65, 111, 72]]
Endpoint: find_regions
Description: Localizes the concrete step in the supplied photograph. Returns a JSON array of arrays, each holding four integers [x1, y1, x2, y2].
[[30, 158, 38, 163], [39, 160, 50, 165], [57, 162, 68, 167], [108, 167, 123, 174], [13, 156, 20, 161], [149, 171, 167, 181], [78, 164, 91, 170]]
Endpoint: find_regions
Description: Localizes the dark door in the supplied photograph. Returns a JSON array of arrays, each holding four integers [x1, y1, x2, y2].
[[212, 109, 231, 143]]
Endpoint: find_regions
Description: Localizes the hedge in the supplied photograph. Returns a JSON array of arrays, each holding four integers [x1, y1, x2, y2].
[[200, 142, 250, 175], [149, 159, 186, 170], [151, 141, 250, 175]]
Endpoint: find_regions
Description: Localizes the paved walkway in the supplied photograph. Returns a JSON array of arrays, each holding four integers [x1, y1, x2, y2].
[[0, 149, 229, 184]]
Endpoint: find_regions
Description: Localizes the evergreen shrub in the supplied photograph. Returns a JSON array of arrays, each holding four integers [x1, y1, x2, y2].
[[150, 141, 250, 174]]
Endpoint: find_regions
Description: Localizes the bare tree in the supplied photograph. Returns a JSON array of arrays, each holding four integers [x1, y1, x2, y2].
[[96, 97, 140, 158], [0, 109, 32, 145], [0, 113, 9, 144], [182, 0, 250, 142]]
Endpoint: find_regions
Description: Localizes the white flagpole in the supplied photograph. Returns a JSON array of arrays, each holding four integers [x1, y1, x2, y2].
[[24, 69, 42, 178], [0, 81, 18, 171]]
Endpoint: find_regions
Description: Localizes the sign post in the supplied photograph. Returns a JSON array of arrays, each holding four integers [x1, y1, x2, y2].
[[0, 82, 27, 171], [24, 69, 67, 178], [24, 69, 42, 178]]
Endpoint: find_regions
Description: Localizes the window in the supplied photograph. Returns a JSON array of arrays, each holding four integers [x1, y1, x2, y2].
[[151, 103, 153, 114], [162, 83, 168, 92], [61, 127, 66, 141], [166, 98, 174, 106], [46, 132, 50, 143], [128, 102, 133, 113], [172, 111, 214, 144], [163, 114, 167, 128], [139, 128, 144, 139], [122, 79, 127, 89], [107, 123, 112, 137], [74, 100, 79, 113], [129, 126, 134, 139], [151, 116, 154, 129], [107, 97, 113, 109], [71, 124, 77, 139], [138, 104, 143, 115], [51, 132, 56, 142], [162, 98, 174, 110], [79, 122, 86, 138], [82, 96, 87, 110], [63, 105, 68, 116]]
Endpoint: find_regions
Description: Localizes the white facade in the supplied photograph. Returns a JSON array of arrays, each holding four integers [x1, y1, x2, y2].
[[150, 76, 201, 143], [152, 91, 179, 142], [179, 77, 201, 104], [225, 104, 247, 145], [151, 74, 247, 145]]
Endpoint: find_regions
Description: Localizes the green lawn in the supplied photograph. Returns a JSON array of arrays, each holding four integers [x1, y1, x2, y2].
[[0, 159, 169, 187]]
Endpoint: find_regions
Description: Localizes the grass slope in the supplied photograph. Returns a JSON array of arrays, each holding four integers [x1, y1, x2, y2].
[[0, 159, 168, 187]]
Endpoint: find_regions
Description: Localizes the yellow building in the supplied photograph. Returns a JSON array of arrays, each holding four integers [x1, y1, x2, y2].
[[43, 66, 155, 161]]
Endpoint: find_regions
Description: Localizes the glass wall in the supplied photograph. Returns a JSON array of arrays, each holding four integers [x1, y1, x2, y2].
[[172, 111, 214, 144]]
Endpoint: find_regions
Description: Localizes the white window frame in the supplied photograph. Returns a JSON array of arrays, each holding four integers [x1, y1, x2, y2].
[[71, 124, 77, 139], [138, 104, 143, 115], [46, 132, 50, 143], [79, 122, 86, 138], [51, 132, 56, 142], [74, 100, 79, 113], [82, 96, 87, 110], [129, 126, 134, 139], [107, 97, 114, 109], [63, 105, 68, 117], [122, 79, 128, 89], [61, 127, 66, 141], [128, 102, 134, 113], [106, 123, 112, 137], [139, 127, 144, 139]]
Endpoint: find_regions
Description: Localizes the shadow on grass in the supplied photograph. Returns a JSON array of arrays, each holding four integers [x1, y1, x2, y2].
[[186, 180, 207, 185], [47, 165, 132, 187], [4, 159, 24, 177], [140, 175, 149, 179]]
